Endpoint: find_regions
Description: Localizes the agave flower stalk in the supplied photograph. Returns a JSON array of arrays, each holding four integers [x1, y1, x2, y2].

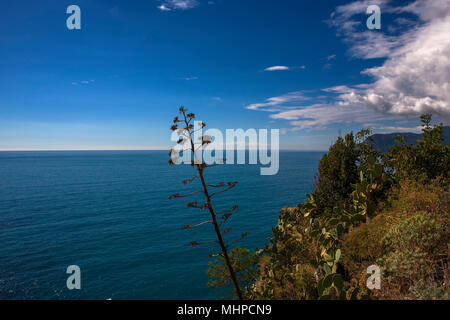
[[169, 106, 245, 300]]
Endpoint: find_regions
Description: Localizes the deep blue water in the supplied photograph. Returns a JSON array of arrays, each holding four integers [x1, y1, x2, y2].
[[0, 151, 323, 300]]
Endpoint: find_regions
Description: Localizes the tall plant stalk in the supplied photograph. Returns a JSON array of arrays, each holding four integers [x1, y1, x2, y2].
[[169, 106, 245, 300]]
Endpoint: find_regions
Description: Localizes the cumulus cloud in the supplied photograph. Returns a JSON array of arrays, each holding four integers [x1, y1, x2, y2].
[[336, 0, 450, 117], [157, 0, 198, 11], [247, 0, 450, 130], [395, 0, 450, 21]]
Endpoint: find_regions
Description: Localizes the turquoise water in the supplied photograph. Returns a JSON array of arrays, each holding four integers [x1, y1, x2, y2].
[[0, 151, 323, 299]]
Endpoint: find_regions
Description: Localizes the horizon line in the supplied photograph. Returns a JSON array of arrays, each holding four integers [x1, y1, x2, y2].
[[0, 148, 328, 152]]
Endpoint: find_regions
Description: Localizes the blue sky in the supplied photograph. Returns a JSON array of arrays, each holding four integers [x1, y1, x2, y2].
[[1, 0, 449, 150]]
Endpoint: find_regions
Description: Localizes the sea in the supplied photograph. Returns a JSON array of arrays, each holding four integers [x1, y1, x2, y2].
[[0, 151, 323, 299]]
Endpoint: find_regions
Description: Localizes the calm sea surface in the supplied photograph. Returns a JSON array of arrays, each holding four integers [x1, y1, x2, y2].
[[0, 151, 323, 299]]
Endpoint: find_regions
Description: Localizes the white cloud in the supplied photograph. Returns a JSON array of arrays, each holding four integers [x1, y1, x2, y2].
[[334, 0, 450, 117], [158, 4, 171, 11], [396, 0, 450, 21], [72, 80, 94, 85], [245, 88, 390, 130], [322, 85, 352, 93], [268, 100, 390, 131], [158, 0, 198, 11], [246, 91, 311, 111], [264, 65, 306, 71], [264, 66, 290, 71], [247, 0, 450, 131], [183, 76, 198, 81], [329, 0, 390, 32]]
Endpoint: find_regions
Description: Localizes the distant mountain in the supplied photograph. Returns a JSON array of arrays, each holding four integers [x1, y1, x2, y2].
[[368, 126, 450, 153]]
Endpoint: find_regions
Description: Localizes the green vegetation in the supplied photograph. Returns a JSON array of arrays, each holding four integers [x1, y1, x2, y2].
[[313, 132, 359, 216], [206, 247, 259, 299], [207, 114, 449, 300]]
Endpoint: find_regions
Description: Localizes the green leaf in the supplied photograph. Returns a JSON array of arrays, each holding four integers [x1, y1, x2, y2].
[[323, 263, 331, 275], [322, 273, 334, 289], [323, 253, 334, 262], [367, 154, 376, 166], [374, 163, 382, 178], [335, 249, 341, 263], [317, 278, 325, 296]]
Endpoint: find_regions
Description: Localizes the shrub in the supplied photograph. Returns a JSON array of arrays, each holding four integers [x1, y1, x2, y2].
[[251, 208, 318, 300], [341, 179, 449, 299], [313, 132, 358, 215], [206, 247, 259, 299]]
